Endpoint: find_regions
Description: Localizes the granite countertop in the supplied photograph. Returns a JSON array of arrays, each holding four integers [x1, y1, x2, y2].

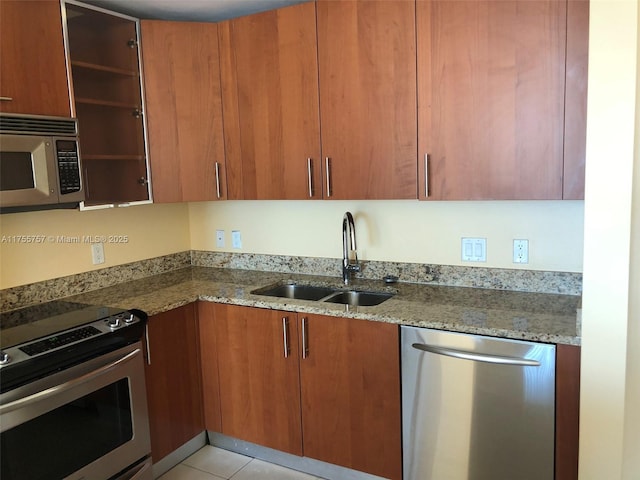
[[58, 266, 581, 345]]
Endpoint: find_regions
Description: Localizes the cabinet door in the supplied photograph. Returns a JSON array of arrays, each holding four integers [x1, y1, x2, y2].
[[299, 314, 402, 480], [219, 2, 321, 200], [214, 304, 303, 455], [145, 304, 204, 462], [562, 0, 589, 200], [141, 21, 226, 203], [65, 3, 150, 205], [0, 1, 70, 117], [198, 302, 222, 433], [556, 344, 580, 480], [317, 0, 417, 200], [418, 0, 567, 200]]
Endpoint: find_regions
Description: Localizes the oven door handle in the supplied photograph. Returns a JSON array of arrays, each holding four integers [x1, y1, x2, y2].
[[0, 348, 141, 415], [116, 457, 152, 480]]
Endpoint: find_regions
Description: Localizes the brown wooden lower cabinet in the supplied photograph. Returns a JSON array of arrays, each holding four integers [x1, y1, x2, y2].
[[300, 314, 402, 480], [208, 304, 304, 455], [555, 344, 581, 480], [199, 303, 402, 480], [144, 303, 205, 462], [198, 302, 223, 433]]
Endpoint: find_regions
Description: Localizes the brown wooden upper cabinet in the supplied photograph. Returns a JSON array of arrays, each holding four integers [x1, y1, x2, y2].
[[141, 21, 227, 203], [219, 2, 322, 200], [64, 2, 151, 205], [417, 0, 588, 200], [0, 1, 71, 117], [317, 0, 418, 199]]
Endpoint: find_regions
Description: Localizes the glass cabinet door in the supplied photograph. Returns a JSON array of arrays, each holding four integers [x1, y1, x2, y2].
[[64, 2, 150, 206]]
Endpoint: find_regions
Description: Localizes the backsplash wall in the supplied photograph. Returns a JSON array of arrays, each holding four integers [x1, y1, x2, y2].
[[189, 200, 584, 272], [0, 203, 190, 289], [0, 200, 584, 289]]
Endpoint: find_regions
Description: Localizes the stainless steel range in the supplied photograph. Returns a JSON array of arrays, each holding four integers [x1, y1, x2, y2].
[[0, 301, 152, 480]]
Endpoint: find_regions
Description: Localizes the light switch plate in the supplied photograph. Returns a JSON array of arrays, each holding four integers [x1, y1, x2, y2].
[[461, 237, 486, 262], [232, 230, 242, 249]]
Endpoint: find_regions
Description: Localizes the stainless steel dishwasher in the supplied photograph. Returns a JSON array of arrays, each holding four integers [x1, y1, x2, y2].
[[401, 326, 556, 480]]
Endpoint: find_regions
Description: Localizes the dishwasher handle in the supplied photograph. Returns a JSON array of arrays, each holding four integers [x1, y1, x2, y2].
[[411, 343, 541, 366]]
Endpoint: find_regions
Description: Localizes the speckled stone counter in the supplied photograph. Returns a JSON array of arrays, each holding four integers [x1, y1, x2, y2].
[[56, 266, 581, 345]]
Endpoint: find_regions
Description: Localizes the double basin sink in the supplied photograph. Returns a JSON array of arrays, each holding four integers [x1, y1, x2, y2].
[[251, 282, 394, 307]]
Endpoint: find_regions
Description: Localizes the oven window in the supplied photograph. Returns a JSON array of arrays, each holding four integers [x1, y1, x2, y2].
[[0, 152, 35, 190], [1, 378, 133, 480]]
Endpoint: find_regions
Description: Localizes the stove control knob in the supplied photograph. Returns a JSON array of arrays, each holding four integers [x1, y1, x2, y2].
[[0, 351, 10, 365], [107, 316, 121, 329], [124, 313, 135, 324]]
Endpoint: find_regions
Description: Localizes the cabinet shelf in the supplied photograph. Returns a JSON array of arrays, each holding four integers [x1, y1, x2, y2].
[[71, 60, 138, 77], [75, 97, 140, 110], [82, 154, 145, 161], [65, 1, 150, 206]]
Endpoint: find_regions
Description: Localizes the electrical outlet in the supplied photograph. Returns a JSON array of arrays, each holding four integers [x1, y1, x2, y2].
[[91, 242, 105, 265], [216, 230, 225, 248], [461, 237, 486, 262], [232, 230, 242, 249], [513, 239, 529, 264]]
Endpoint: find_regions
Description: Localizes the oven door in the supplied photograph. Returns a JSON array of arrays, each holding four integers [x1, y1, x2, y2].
[[0, 342, 151, 480]]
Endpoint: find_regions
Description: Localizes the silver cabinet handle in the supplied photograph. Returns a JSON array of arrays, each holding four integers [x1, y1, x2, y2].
[[411, 343, 540, 366], [0, 348, 142, 414], [307, 158, 314, 197], [424, 153, 429, 198], [0, 96, 13, 101], [144, 323, 151, 365], [301, 317, 309, 359], [282, 317, 290, 358], [215, 161, 221, 199], [325, 157, 332, 197]]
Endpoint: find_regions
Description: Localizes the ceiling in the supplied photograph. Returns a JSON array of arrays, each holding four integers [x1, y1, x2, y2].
[[83, 0, 309, 22]]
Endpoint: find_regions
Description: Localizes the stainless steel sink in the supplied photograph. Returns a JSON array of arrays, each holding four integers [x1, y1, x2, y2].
[[251, 283, 338, 301], [252, 282, 395, 306], [322, 290, 394, 306]]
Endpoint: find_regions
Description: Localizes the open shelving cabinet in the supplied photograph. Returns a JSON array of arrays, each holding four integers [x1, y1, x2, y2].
[[63, 0, 151, 206]]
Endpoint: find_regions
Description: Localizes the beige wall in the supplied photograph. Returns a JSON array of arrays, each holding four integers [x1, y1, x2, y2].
[[623, 18, 640, 472], [0, 203, 190, 289], [0, 199, 585, 289], [189, 200, 584, 272], [580, 0, 640, 478]]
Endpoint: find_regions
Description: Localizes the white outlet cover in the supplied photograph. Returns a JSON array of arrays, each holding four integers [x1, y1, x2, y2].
[[216, 229, 225, 248], [91, 242, 105, 265], [513, 239, 529, 264]]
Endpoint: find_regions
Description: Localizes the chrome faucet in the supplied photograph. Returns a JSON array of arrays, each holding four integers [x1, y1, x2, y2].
[[342, 211, 360, 284]]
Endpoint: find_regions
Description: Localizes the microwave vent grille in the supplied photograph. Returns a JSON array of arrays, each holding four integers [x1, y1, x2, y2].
[[0, 114, 77, 136]]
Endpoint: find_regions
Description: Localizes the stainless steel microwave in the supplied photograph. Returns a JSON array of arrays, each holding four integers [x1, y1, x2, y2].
[[0, 113, 85, 213]]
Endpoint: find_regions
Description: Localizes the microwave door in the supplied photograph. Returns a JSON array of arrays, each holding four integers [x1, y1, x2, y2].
[[0, 135, 58, 207]]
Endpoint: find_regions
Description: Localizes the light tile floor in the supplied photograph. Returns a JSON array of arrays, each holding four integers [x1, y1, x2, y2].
[[159, 445, 325, 480]]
